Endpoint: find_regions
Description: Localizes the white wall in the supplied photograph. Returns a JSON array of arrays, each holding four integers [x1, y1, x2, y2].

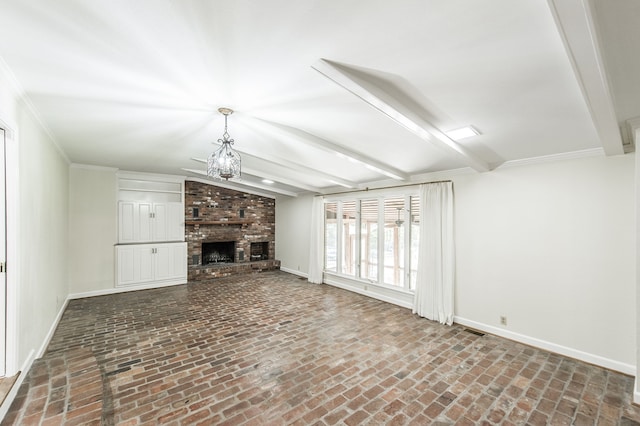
[[69, 165, 117, 294], [15, 101, 70, 368], [0, 59, 70, 373], [454, 154, 635, 369], [275, 193, 313, 275], [276, 153, 635, 372]]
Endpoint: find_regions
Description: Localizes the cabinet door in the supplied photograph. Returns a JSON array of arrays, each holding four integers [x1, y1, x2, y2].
[[119, 201, 153, 243], [165, 202, 185, 242], [153, 202, 184, 242], [153, 203, 167, 242], [138, 203, 153, 242], [118, 202, 140, 243], [116, 245, 154, 286], [116, 245, 137, 285], [137, 246, 154, 283], [155, 243, 187, 281]]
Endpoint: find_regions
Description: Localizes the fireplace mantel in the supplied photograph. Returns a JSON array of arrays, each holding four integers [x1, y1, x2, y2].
[[185, 220, 252, 225]]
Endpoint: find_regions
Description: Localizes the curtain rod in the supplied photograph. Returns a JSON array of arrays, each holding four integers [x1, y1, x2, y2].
[[315, 179, 452, 197]]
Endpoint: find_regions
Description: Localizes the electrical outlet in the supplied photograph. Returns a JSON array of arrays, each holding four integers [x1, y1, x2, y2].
[[500, 316, 507, 326]]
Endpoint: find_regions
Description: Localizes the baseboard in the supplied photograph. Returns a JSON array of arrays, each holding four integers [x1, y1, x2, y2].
[[0, 349, 35, 423], [69, 279, 187, 300], [635, 377, 640, 404], [37, 298, 69, 358], [280, 267, 308, 279], [454, 316, 636, 376]]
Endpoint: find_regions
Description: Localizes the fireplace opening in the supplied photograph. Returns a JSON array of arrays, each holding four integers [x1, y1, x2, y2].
[[202, 241, 235, 264], [250, 242, 269, 261]]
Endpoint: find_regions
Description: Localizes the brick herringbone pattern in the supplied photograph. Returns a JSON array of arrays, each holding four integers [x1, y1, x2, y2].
[[3, 271, 640, 425]]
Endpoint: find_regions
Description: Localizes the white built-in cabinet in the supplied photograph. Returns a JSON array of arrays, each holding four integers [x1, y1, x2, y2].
[[115, 173, 187, 288], [118, 201, 184, 243], [116, 243, 187, 286]]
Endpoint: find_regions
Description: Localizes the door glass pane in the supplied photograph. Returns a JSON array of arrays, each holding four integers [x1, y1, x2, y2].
[[383, 198, 404, 286], [341, 201, 356, 276], [360, 199, 378, 281], [324, 202, 337, 272], [410, 196, 420, 290]]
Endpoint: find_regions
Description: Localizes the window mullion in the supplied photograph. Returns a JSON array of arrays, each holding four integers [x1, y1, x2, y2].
[[355, 200, 361, 278], [336, 201, 343, 274], [377, 197, 384, 285], [404, 195, 411, 290]]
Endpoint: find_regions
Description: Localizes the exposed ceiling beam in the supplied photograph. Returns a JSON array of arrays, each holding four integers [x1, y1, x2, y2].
[[312, 59, 491, 173], [181, 168, 299, 197], [190, 158, 322, 193], [210, 121, 357, 189], [547, 0, 623, 156], [244, 118, 408, 181]]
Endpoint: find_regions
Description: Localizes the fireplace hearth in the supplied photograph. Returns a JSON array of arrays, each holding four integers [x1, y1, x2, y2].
[[202, 241, 235, 264]]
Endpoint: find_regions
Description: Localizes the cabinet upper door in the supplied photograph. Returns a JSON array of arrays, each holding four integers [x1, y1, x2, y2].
[[119, 201, 153, 243], [153, 202, 184, 242], [119, 201, 183, 243]]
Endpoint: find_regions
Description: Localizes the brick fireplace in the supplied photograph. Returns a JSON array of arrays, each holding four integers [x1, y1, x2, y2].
[[185, 180, 280, 280]]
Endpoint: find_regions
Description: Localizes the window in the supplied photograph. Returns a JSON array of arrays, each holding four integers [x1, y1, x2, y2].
[[341, 201, 357, 276], [410, 195, 420, 290], [360, 199, 378, 281], [324, 191, 419, 291], [383, 198, 405, 287], [324, 202, 337, 272]]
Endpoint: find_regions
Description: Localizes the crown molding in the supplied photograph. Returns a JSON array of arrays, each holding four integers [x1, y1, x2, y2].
[[0, 56, 70, 164], [70, 163, 119, 172], [495, 148, 605, 170]]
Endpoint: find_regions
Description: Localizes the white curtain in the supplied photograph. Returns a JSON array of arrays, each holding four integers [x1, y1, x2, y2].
[[308, 196, 324, 284], [413, 182, 455, 325]]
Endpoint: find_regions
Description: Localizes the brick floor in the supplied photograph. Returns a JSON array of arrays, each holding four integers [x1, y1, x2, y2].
[[3, 270, 640, 425]]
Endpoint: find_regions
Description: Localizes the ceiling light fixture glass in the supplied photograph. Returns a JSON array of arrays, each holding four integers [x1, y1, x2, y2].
[[207, 107, 241, 180]]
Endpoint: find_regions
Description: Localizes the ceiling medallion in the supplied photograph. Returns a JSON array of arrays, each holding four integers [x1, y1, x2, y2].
[[207, 107, 241, 180]]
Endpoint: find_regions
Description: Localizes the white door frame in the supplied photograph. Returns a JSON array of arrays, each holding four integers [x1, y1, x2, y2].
[[0, 119, 18, 376]]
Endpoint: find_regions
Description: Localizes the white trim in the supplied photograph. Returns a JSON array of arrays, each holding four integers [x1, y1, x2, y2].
[[1, 120, 18, 376], [0, 57, 69, 165], [454, 316, 635, 376], [494, 148, 605, 170], [185, 176, 277, 200], [547, 0, 623, 156], [407, 167, 476, 184], [324, 274, 413, 310], [69, 279, 186, 300], [36, 299, 68, 358], [634, 377, 640, 404], [117, 170, 186, 183], [628, 117, 640, 148], [0, 349, 35, 424], [182, 170, 297, 198], [279, 267, 308, 279], [70, 163, 119, 172], [0, 57, 24, 100]]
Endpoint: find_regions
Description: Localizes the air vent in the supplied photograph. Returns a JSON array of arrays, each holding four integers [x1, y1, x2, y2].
[[464, 328, 485, 337]]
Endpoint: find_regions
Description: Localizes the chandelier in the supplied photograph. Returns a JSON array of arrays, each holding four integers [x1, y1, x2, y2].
[[207, 107, 241, 180]]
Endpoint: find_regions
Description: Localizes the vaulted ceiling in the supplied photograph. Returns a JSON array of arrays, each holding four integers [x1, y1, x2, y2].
[[0, 0, 637, 197]]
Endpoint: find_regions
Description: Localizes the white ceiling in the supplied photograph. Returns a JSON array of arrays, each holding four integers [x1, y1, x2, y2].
[[0, 0, 637, 197]]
